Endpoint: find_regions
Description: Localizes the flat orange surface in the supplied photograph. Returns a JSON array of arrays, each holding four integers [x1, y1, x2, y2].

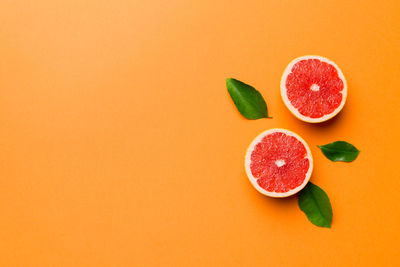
[[0, 1, 399, 266]]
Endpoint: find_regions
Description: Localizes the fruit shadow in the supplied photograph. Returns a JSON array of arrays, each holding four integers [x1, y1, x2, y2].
[[244, 173, 298, 208], [288, 104, 347, 133], [258, 190, 299, 207]]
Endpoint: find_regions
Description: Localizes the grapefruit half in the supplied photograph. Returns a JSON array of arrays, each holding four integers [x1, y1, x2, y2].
[[280, 55, 347, 123], [245, 129, 313, 198]]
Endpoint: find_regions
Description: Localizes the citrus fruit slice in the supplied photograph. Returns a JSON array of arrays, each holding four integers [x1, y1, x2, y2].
[[280, 55, 347, 123], [245, 128, 313, 198]]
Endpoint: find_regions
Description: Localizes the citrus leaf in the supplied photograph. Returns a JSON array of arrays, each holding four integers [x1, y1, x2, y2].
[[317, 141, 360, 162], [226, 78, 271, 119], [298, 182, 332, 228]]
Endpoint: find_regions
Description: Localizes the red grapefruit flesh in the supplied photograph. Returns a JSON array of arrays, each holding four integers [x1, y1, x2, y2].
[[245, 129, 313, 197], [280, 55, 347, 123]]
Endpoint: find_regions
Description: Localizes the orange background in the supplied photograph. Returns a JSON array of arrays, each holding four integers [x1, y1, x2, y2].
[[0, 0, 399, 266]]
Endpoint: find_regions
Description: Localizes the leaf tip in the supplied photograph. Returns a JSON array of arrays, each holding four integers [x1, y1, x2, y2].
[[226, 78, 235, 85]]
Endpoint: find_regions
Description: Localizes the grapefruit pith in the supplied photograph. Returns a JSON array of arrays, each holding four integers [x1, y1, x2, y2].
[[280, 55, 347, 123], [245, 129, 313, 198]]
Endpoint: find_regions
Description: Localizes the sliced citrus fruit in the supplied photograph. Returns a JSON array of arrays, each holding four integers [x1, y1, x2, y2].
[[280, 55, 347, 123], [245, 128, 313, 198]]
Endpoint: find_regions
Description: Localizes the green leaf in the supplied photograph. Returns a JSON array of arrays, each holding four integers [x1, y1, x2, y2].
[[317, 141, 360, 162], [226, 78, 271, 119], [299, 182, 333, 228]]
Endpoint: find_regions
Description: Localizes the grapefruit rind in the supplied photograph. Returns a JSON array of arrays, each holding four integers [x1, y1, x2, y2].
[[244, 128, 313, 198], [280, 55, 347, 123]]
